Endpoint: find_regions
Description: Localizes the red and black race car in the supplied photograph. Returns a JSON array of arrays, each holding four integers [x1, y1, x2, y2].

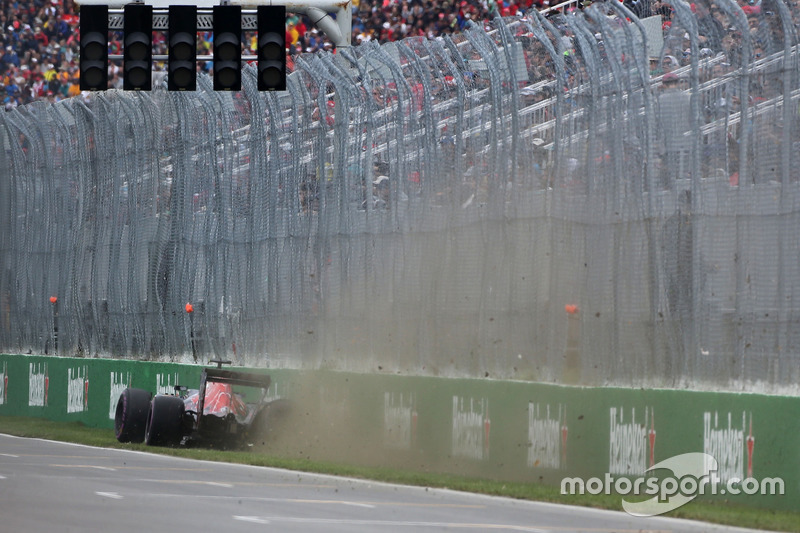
[[114, 360, 287, 448]]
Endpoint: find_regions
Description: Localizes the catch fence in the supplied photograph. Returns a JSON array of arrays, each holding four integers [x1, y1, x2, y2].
[[2, 0, 800, 392]]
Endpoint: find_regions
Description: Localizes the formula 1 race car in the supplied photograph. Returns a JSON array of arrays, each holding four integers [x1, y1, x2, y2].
[[114, 360, 285, 448]]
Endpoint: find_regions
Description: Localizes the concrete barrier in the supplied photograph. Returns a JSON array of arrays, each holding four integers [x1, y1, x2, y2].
[[1, 353, 797, 511]]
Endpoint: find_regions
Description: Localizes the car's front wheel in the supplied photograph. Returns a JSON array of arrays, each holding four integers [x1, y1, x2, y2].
[[144, 395, 185, 447]]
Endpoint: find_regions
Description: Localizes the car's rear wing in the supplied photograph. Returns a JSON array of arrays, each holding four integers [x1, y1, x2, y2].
[[203, 367, 272, 390], [196, 360, 272, 430]]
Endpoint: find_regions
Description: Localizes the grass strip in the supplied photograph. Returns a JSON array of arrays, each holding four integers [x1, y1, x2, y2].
[[0, 416, 797, 532]]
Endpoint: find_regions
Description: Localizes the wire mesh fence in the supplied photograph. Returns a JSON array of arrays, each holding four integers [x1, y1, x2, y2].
[[2, 1, 800, 393]]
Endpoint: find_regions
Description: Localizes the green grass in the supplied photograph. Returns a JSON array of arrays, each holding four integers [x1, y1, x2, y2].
[[1, 416, 798, 532]]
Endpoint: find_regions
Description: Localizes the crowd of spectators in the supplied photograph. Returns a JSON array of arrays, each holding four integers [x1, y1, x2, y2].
[[0, 0, 81, 109], [1, 0, 792, 110], [324, 0, 541, 50], [0, 0, 558, 109]]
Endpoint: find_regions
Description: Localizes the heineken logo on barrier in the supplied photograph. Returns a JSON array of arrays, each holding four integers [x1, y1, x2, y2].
[[67, 365, 90, 413], [156, 372, 180, 395], [28, 362, 48, 407], [0, 361, 7, 405], [109, 371, 133, 419], [703, 411, 754, 482], [527, 402, 568, 469], [452, 396, 490, 460], [383, 392, 417, 450], [609, 406, 656, 476]]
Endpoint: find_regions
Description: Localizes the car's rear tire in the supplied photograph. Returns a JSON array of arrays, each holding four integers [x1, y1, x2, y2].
[[144, 395, 185, 447], [114, 388, 152, 443]]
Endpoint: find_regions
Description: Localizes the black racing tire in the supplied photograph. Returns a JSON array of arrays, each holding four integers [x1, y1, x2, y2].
[[114, 388, 152, 443], [144, 394, 186, 447]]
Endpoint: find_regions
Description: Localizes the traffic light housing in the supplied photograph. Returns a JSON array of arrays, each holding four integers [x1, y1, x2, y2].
[[213, 5, 241, 91], [168, 5, 197, 91], [257, 6, 286, 91], [123, 3, 152, 91], [79, 4, 108, 91]]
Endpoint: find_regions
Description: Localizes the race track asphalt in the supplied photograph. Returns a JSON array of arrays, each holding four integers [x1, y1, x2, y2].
[[0, 433, 774, 533]]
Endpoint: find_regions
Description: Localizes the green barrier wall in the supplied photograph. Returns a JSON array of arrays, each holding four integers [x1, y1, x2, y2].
[[0, 353, 797, 512]]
